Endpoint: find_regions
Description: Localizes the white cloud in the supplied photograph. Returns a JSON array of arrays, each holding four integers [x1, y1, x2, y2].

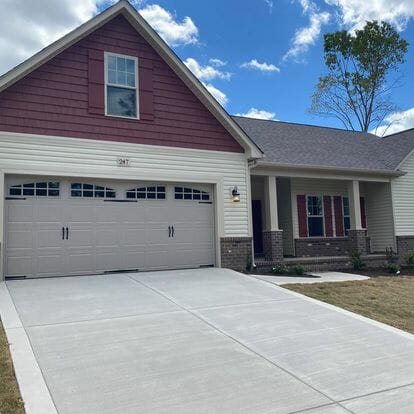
[[284, 0, 330, 61], [203, 82, 228, 107], [184, 58, 231, 81], [235, 108, 277, 120], [209, 58, 227, 67], [373, 108, 414, 136], [325, 0, 414, 31], [0, 1, 200, 75], [139, 4, 199, 46], [0, 0, 100, 74], [241, 59, 280, 72], [264, 0, 274, 13]]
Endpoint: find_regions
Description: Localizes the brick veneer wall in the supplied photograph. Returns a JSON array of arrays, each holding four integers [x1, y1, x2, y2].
[[348, 229, 368, 255], [255, 255, 387, 273], [263, 230, 283, 262], [220, 237, 252, 271], [295, 237, 351, 257], [396, 236, 414, 263], [295, 234, 371, 257]]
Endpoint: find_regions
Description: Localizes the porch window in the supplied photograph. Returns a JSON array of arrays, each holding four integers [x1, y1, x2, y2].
[[342, 197, 351, 235], [307, 196, 324, 237]]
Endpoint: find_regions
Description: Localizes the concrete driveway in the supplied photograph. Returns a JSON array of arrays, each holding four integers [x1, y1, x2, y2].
[[2, 268, 414, 414]]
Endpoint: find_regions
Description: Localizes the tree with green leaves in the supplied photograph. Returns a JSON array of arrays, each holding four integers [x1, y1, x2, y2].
[[310, 21, 409, 133]]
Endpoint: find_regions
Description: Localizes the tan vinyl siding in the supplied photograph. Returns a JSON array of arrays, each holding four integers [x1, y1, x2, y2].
[[0, 132, 250, 237], [363, 182, 395, 251], [392, 151, 414, 236]]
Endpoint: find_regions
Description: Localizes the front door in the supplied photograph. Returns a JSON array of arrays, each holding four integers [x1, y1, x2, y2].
[[252, 200, 263, 256]]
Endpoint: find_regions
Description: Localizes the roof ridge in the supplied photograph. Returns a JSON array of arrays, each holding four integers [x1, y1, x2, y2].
[[232, 115, 375, 136], [380, 126, 414, 139]]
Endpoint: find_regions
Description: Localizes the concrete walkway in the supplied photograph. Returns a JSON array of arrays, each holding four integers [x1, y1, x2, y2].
[[253, 271, 370, 285], [1, 268, 413, 414]]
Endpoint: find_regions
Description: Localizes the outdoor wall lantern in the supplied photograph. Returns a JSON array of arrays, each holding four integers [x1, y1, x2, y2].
[[231, 186, 240, 202]]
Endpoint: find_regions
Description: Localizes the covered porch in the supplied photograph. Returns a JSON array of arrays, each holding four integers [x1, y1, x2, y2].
[[251, 172, 395, 266]]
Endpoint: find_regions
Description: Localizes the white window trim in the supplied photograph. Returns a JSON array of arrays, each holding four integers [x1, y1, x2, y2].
[[306, 194, 325, 238], [104, 52, 140, 120]]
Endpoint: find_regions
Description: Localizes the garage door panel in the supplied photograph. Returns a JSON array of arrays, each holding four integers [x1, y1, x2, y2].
[[36, 205, 62, 222], [36, 228, 64, 249], [65, 205, 96, 222], [6, 255, 33, 277], [7, 229, 33, 249], [146, 250, 170, 269], [96, 252, 122, 272], [95, 228, 120, 247], [124, 227, 147, 244], [123, 251, 146, 270], [36, 254, 65, 276], [66, 253, 95, 275], [7, 204, 34, 222]]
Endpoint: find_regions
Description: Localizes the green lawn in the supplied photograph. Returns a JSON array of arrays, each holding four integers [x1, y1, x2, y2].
[[0, 320, 25, 414], [284, 276, 414, 334]]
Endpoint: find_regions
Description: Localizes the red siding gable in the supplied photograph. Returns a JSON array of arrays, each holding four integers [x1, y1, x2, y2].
[[0, 15, 243, 153]]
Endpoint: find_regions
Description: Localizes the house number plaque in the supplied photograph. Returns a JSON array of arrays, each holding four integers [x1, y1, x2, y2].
[[117, 158, 131, 167]]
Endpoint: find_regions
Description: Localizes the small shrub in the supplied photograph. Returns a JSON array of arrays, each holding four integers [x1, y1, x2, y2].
[[385, 247, 398, 263], [291, 265, 305, 276], [386, 262, 400, 274], [405, 251, 414, 265], [350, 250, 366, 271], [271, 263, 288, 274]]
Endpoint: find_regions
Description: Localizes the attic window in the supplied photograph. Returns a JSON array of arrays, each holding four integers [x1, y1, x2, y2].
[[105, 53, 138, 118]]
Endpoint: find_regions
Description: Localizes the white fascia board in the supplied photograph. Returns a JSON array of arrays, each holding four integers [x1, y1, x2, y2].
[[252, 162, 402, 182]]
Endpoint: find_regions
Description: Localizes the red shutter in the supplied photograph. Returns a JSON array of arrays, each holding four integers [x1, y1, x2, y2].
[[334, 196, 344, 237], [360, 197, 367, 229], [88, 50, 104, 115], [323, 196, 333, 237], [139, 58, 154, 121], [297, 195, 308, 238]]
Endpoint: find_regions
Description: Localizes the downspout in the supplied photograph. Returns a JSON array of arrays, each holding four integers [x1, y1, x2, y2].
[[248, 159, 258, 270]]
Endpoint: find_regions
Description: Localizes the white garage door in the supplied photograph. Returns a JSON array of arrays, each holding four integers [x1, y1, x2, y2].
[[4, 178, 215, 278]]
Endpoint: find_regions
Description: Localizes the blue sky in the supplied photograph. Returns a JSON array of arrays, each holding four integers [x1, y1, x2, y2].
[[1, 0, 414, 134], [102, 0, 414, 134]]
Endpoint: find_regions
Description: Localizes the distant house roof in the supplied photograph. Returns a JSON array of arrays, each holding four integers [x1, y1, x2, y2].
[[233, 116, 414, 173]]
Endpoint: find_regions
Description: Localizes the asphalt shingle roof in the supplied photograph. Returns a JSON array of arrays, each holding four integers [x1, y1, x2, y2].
[[232, 116, 414, 172]]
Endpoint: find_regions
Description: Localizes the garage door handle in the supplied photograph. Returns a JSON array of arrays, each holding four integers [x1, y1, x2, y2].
[[62, 227, 65, 240], [65, 227, 69, 240], [171, 225, 175, 237], [168, 226, 171, 237]]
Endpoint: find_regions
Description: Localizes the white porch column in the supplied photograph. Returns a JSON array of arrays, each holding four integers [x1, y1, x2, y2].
[[264, 175, 279, 231], [262, 175, 283, 262], [348, 180, 362, 230]]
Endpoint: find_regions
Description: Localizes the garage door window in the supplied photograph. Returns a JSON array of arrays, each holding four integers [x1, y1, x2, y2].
[[9, 182, 60, 197], [71, 183, 116, 198], [174, 187, 210, 201], [126, 186, 166, 199]]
